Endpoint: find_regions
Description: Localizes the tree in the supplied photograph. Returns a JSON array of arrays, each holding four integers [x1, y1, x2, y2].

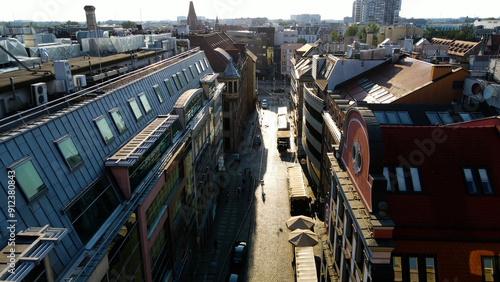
[[424, 25, 439, 39], [457, 23, 476, 41], [357, 23, 380, 45], [279, 21, 289, 26], [66, 20, 79, 26], [297, 38, 307, 44], [345, 25, 359, 36], [330, 30, 340, 42], [122, 21, 138, 29]]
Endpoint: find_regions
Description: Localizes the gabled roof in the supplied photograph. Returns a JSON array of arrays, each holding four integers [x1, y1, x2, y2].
[[431, 37, 482, 57], [187, 32, 240, 73], [223, 61, 240, 79]]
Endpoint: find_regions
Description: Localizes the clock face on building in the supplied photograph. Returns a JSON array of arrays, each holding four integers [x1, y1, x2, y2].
[[351, 140, 362, 174]]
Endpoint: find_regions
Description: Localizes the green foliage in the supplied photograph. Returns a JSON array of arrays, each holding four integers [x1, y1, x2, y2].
[[345, 25, 359, 36], [122, 21, 138, 29], [66, 20, 79, 26], [424, 23, 477, 41], [356, 23, 379, 45], [330, 30, 340, 42], [279, 21, 289, 26], [297, 38, 307, 44]]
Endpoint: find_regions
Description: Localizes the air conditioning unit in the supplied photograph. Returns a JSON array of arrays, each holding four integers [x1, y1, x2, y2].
[[73, 75, 87, 88], [463, 77, 487, 96], [31, 82, 47, 105]]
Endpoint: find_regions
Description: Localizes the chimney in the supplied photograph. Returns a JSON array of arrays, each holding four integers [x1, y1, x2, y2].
[[84, 5, 97, 36], [430, 65, 453, 81], [366, 32, 374, 48]]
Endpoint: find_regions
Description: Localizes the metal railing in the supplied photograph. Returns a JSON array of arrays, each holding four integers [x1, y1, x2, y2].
[[0, 47, 202, 136]]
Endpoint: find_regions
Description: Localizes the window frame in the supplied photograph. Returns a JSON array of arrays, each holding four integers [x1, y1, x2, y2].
[[153, 84, 165, 104], [164, 78, 175, 96], [128, 97, 143, 121], [109, 108, 127, 134], [463, 167, 494, 196], [9, 157, 47, 201], [94, 115, 115, 144], [138, 92, 152, 114], [54, 135, 84, 171], [384, 166, 423, 193]]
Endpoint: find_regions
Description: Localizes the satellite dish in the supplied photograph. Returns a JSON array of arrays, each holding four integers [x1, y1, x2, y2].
[[483, 86, 496, 100]]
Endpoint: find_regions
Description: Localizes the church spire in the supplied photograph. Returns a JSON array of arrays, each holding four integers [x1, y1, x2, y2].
[[187, 1, 198, 30]]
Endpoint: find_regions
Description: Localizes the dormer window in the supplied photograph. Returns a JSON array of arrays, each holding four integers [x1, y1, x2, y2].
[[463, 168, 493, 195]]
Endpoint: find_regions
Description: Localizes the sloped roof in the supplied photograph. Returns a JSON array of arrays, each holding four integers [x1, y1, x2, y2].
[[382, 119, 500, 240], [431, 37, 482, 57], [246, 49, 257, 62], [339, 57, 433, 103], [223, 61, 240, 78]]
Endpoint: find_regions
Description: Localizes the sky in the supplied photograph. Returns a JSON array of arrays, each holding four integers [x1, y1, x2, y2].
[[1, 0, 499, 23]]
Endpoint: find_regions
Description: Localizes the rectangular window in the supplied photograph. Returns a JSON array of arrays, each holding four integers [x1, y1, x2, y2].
[[463, 168, 478, 194], [199, 60, 206, 71], [138, 92, 152, 114], [374, 111, 387, 124], [195, 62, 201, 74], [398, 111, 413, 125], [182, 69, 191, 83], [55, 135, 83, 170], [172, 74, 181, 90], [425, 257, 436, 282], [153, 84, 165, 103], [438, 112, 454, 124], [426, 112, 442, 125], [386, 111, 400, 124], [189, 65, 196, 78], [409, 257, 419, 282], [178, 72, 186, 87], [65, 176, 120, 245], [109, 108, 127, 134], [164, 78, 175, 96], [410, 168, 422, 192], [94, 116, 114, 144], [478, 169, 493, 194], [393, 256, 403, 282], [459, 112, 472, 122], [383, 167, 391, 191], [396, 167, 407, 192], [128, 98, 143, 121], [10, 158, 46, 201], [482, 257, 496, 282], [472, 112, 484, 119]]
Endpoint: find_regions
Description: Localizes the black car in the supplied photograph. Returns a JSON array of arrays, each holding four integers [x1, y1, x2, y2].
[[231, 241, 248, 268], [254, 135, 261, 146]]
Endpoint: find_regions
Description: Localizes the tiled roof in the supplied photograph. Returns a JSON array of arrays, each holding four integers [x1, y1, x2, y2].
[[382, 120, 500, 240]]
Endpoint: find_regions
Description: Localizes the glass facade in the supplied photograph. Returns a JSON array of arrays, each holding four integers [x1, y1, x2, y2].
[[65, 176, 120, 244], [55, 136, 83, 170], [110, 108, 127, 134], [104, 212, 144, 281], [145, 165, 181, 234], [150, 222, 172, 281], [185, 92, 203, 125], [138, 93, 152, 114], [11, 158, 46, 200], [95, 116, 115, 144]]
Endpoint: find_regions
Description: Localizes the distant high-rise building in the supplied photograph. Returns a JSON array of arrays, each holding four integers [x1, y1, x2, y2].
[[187, 1, 198, 30], [352, 0, 401, 25]]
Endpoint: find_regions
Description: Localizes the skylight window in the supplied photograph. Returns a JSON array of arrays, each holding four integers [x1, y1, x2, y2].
[[55, 135, 83, 170], [10, 157, 46, 201], [164, 78, 175, 96], [153, 84, 165, 103], [94, 115, 115, 144], [138, 92, 152, 114], [109, 108, 127, 134], [128, 98, 143, 121]]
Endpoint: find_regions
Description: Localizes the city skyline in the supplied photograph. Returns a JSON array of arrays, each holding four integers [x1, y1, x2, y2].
[[1, 0, 499, 23]]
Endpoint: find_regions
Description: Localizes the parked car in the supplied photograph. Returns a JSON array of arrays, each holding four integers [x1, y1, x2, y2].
[[227, 274, 239, 282], [261, 99, 268, 109], [231, 241, 248, 268], [254, 135, 261, 146]]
